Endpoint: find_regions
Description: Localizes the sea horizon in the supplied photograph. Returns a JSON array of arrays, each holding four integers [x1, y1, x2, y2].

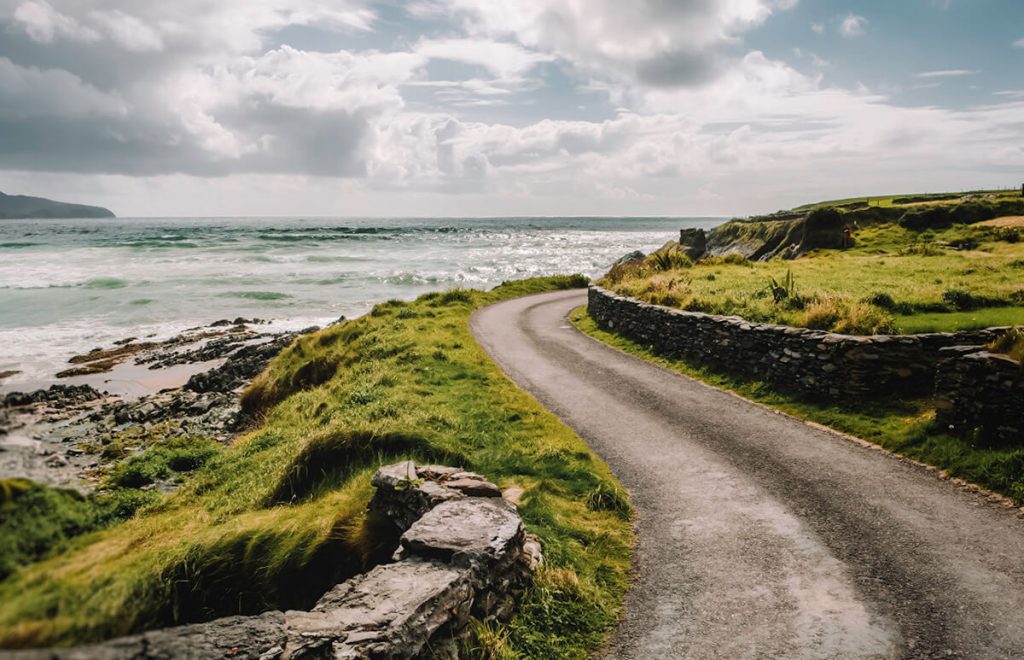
[[0, 215, 723, 392]]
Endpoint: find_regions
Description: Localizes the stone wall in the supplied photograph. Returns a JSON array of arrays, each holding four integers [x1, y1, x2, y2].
[[935, 348, 1024, 446], [588, 286, 1006, 400], [13, 462, 541, 660]]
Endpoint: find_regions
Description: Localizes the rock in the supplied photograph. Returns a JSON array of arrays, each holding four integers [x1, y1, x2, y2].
[[398, 498, 523, 565], [288, 559, 472, 659], [444, 477, 501, 497], [612, 250, 646, 266], [678, 228, 707, 261]]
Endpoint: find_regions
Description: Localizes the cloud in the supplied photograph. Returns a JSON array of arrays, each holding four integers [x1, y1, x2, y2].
[[1013, 37, 1024, 48], [414, 38, 551, 80], [0, 57, 125, 119], [916, 69, 979, 78], [810, 22, 824, 34], [12, 1, 101, 44], [839, 14, 867, 37], [424, 0, 799, 90], [0, 0, 1023, 216]]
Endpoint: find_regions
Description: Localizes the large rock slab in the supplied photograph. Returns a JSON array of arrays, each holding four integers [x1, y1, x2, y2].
[[8, 612, 288, 660], [399, 498, 523, 565], [286, 560, 472, 659]]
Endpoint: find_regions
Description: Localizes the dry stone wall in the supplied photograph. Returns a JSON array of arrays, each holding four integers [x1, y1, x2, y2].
[[588, 286, 1005, 400], [12, 462, 541, 660], [935, 348, 1024, 446]]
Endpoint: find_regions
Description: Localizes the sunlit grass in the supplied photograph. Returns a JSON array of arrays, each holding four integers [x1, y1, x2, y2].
[[603, 220, 1024, 334]]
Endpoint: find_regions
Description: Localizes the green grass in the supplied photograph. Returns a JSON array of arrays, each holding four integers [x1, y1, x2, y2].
[[896, 307, 1024, 333], [0, 275, 632, 658], [571, 307, 1024, 505], [605, 219, 1024, 334]]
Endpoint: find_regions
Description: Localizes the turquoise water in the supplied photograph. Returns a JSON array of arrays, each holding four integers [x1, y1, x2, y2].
[[0, 216, 720, 388]]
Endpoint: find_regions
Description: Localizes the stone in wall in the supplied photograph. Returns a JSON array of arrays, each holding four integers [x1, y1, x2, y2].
[[10, 462, 541, 660]]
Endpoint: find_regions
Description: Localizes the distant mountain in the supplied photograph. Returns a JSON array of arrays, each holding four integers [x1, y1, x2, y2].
[[0, 191, 115, 219]]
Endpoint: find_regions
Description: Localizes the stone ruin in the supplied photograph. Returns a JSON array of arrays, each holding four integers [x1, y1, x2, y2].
[[12, 462, 542, 659]]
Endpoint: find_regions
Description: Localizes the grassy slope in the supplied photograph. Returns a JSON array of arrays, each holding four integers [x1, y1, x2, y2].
[[607, 219, 1024, 334], [571, 308, 1024, 504], [0, 276, 633, 658]]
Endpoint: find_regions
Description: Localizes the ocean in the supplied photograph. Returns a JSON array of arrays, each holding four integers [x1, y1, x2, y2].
[[0, 216, 721, 391]]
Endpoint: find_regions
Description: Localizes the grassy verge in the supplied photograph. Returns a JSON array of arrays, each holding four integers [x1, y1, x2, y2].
[[0, 276, 633, 658], [570, 307, 1024, 503]]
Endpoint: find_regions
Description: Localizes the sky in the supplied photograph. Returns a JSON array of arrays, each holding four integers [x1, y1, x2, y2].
[[0, 0, 1021, 217]]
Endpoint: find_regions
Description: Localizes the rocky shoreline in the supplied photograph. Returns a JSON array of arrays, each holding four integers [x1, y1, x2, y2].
[[0, 318, 321, 491]]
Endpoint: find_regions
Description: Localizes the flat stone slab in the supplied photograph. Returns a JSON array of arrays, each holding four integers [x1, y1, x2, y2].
[[399, 498, 522, 564], [8, 612, 288, 660], [287, 560, 471, 657]]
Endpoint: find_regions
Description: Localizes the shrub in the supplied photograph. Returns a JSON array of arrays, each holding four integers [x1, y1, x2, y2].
[[867, 292, 896, 310], [798, 297, 897, 334], [645, 249, 692, 272], [799, 299, 841, 330], [722, 253, 751, 266], [942, 289, 977, 311], [766, 269, 797, 304], [602, 260, 647, 285]]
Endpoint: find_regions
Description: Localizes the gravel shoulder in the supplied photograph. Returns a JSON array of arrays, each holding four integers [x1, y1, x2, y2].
[[471, 288, 1024, 659]]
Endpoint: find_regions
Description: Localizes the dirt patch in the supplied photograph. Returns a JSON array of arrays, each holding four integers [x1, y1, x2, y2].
[[977, 216, 1024, 228]]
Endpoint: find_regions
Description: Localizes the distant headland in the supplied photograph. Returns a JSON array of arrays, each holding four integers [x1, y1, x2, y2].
[[0, 191, 114, 219]]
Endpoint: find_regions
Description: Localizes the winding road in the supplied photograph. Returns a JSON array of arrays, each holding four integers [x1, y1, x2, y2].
[[471, 289, 1024, 659]]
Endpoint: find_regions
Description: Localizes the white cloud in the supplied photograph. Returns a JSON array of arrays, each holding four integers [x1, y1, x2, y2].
[[839, 13, 867, 37], [12, 0, 101, 43], [916, 69, 978, 78], [88, 10, 164, 52], [414, 38, 552, 80], [810, 22, 824, 34], [426, 0, 799, 89], [1013, 37, 1024, 48]]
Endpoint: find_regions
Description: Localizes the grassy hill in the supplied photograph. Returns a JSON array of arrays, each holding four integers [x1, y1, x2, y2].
[[605, 190, 1024, 334], [0, 276, 631, 656]]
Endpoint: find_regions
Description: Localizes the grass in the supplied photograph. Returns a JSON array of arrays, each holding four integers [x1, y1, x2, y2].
[[604, 219, 1024, 334], [570, 307, 1024, 504], [0, 275, 633, 658], [990, 327, 1024, 362]]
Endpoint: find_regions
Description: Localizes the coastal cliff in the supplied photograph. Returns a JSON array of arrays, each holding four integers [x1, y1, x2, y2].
[[0, 191, 114, 219]]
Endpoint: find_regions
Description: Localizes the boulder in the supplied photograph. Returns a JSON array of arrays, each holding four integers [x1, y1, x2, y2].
[[678, 228, 707, 261]]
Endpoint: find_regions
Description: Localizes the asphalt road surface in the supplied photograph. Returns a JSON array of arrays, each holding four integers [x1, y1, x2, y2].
[[471, 289, 1024, 659]]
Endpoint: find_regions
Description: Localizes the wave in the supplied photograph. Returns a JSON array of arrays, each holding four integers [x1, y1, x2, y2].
[[83, 277, 130, 289], [218, 291, 292, 301], [0, 242, 41, 249]]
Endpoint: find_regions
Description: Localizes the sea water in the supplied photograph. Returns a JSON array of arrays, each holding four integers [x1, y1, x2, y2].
[[0, 216, 721, 390]]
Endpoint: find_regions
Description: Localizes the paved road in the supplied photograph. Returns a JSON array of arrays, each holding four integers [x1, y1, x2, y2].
[[471, 289, 1024, 659]]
